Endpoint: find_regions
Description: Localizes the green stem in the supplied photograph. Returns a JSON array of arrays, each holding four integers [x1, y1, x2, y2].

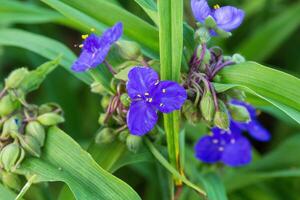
[[158, 0, 184, 185], [145, 139, 207, 198], [15, 174, 37, 200]]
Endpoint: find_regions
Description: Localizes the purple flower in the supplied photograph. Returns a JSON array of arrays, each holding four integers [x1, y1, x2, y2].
[[126, 67, 187, 135], [71, 22, 123, 72], [195, 100, 270, 167], [191, 0, 245, 32]]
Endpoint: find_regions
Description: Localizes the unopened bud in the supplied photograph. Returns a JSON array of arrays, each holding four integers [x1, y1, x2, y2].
[[101, 95, 111, 109], [2, 116, 21, 139], [90, 81, 106, 94], [195, 27, 211, 43], [182, 100, 201, 124], [38, 103, 61, 115], [25, 121, 46, 146], [214, 101, 229, 129], [196, 45, 211, 65], [118, 130, 129, 142], [126, 134, 142, 153], [95, 128, 116, 144], [229, 104, 250, 123], [232, 54, 245, 64], [200, 91, 215, 122], [19, 135, 41, 157], [2, 172, 22, 191], [117, 40, 141, 60], [37, 113, 64, 126], [5, 68, 29, 89], [0, 143, 23, 171], [120, 93, 130, 107], [0, 95, 20, 117]]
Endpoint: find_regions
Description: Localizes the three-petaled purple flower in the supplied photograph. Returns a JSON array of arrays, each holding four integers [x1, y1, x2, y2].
[[126, 67, 187, 135], [191, 0, 245, 32], [71, 22, 123, 72], [195, 100, 270, 167]]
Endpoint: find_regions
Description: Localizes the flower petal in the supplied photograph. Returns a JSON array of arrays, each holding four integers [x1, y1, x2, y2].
[[191, 0, 211, 23], [71, 44, 110, 72], [126, 67, 159, 99], [247, 120, 271, 142], [213, 6, 245, 32], [195, 135, 222, 163], [127, 101, 158, 136], [151, 81, 187, 113], [101, 22, 123, 44], [222, 137, 252, 167]]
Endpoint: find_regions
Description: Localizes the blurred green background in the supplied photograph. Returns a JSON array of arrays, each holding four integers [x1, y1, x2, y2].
[[0, 0, 300, 199]]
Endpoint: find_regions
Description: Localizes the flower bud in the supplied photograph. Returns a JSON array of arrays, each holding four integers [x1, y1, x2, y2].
[[117, 40, 141, 60], [25, 121, 46, 146], [118, 130, 129, 142], [101, 95, 111, 109], [195, 27, 211, 44], [120, 93, 130, 107], [90, 81, 106, 94], [0, 95, 20, 117], [95, 128, 116, 144], [1, 116, 21, 139], [232, 54, 245, 64], [2, 172, 22, 191], [196, 45, 211, 65], [5, 68, 29, 89], [229, 104, 250, 123], [126, 135, 142, 153], [19, 135, 41, 157], [38, 103, 61, 115], [0, 143, 23, 171], [200, 91, 215, 122], [182, 100, 201, 124], [37, 113, 64, 126], [214, 101, 229, 130]]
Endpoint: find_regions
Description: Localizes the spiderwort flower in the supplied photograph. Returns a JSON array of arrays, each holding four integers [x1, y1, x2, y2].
[[191, 0, 245, 32], [195, 100, 270, 167], [126, 67, 187, 135], [71, 22, 123, 72]]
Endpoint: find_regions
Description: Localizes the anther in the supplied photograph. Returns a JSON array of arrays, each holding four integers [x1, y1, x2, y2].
[[145, 92, 149, 96], [79, 44, 84, 48], [90, 28, 96, 32], [160, 103, 164, 107], [162, 89, 166, 93], [154, 80, 159, 85], [218, 147, 224, 151], [214, 4, 220, 9], [137, 94, 142, 98], [212, 139, 218, 144], [82, 34, 89, 39]]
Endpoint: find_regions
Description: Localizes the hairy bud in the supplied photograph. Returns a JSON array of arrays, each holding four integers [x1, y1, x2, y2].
[[0, 143, 24, 171], [117, 40, 141, 60], [214, 101, 229, 130], [229, 104, 250, 123], [101, 95, 111, 109], [120, 93, 131, 107], [2, 116, 21, 139], [37, 113, 64, 126], [19, 135, 41, 157], [95, 128, 116, 144], [200, 91, 215, 122], [25, 121, 46, 146], [0, 95, 20, 117], [126, 135, 142, 153], [118, 130, 129, 142], [182, 100, 201, 124], [5, 68, 29, 89], [2, 172, 22, 191]]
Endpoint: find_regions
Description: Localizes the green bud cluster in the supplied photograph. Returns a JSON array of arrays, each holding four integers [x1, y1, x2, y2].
[[0, 63, 64, 183]]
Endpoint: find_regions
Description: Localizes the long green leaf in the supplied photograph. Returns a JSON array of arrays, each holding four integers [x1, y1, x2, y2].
[[158, 0, 184, 185], [0, 183, 18, 200], [217, 62, 300, 125], [134, 0, 159, 26], [198, 173, 228, 200], [17, 126, 141, 200], [237, 2, 300, 61]]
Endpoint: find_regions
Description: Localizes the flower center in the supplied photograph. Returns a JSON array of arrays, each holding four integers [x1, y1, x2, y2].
[[213, 4, 220, 10]]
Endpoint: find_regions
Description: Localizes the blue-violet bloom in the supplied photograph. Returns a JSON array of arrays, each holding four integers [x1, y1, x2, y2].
[[71, 22, 123, 72], [191, 0, 245, 32], [126, 67, 187, 135], [195, 100, 270, 167]]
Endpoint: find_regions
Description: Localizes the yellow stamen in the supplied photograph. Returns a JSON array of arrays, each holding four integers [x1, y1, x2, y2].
[[213, 4, 220, 9], [81, 34, 89, 39], [79, 44, 84, 48], [90, 28, 96, 32]]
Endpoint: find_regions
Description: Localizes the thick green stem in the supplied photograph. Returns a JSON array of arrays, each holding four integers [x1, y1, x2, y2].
[[158, 0, 184, 186]]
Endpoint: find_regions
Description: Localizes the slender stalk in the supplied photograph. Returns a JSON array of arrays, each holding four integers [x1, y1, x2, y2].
[[104, 60, 117, 75], [15, 174, 37, 200]]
